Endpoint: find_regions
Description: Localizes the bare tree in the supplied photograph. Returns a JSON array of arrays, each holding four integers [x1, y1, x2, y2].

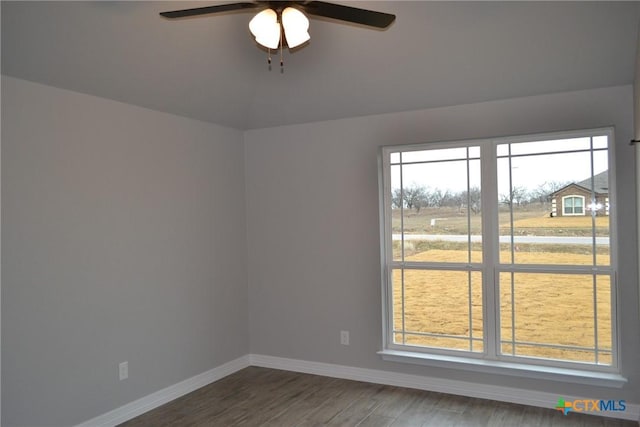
[[403, 185, 427, 212], [395, 185, 481, 213], [427, 188, 449, 208], [391, 188, 403, 209], [467, 187, 482, 213], [530, 181, 568, 206], [512, 186, 528, 206], [500, 186, 528, 207]]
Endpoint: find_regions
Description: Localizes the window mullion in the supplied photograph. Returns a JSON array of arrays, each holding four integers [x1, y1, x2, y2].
[[399, 153, 406, 345], [379, 148, 395, 352], [481, 141, 499, 359]]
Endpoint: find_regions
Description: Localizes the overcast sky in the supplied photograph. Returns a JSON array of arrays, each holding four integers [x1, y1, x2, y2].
[[391, 136, 609, 196]]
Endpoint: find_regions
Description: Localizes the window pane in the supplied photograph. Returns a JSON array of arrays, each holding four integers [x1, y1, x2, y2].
[[393, 269, 482, 352], [596, 275, 613, 365], [593, 151, 610, 266], [508, 344, 596, 364], [499, 273, 611, 364], [498, 149, 609, 266], [390, 164, 403, 261], [404, 335, 483, 352], [565, 197, 574, 208], [499, 137, 591, 157], [402, 147, 475, 163], [593, 136, 608, 150], [392, 269, 404, 343], [394, 152, 481, 263], [496, 144, 510, 157]]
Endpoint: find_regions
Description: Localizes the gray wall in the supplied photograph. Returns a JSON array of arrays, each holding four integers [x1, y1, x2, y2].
[[1, 76, 249, 426], [3, 76, 639, 426], [635, 20, 640, 327], [245, 85, 640, 403]]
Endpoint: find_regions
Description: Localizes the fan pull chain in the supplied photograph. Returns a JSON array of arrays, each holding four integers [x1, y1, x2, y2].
[[280, 26, 284, 69], [267, 48, 272, 65]]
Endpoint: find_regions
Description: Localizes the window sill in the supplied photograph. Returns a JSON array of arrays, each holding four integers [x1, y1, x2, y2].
[[378, 350, 627, 388]]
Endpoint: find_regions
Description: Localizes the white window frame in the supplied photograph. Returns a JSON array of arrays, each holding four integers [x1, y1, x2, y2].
[[562, 195, 586, 216], [377, 128, 625, 386]]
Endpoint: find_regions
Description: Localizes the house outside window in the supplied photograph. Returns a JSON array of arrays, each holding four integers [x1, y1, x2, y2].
[[550, 171, 609, 217], [378, 128, 617, 375]]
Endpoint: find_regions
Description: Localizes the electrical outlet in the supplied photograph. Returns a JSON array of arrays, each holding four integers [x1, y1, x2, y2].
[[340, 330, 350, 345], [119, 361, 128, 380]]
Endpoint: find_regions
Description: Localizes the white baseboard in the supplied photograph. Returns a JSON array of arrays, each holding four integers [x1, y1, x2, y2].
[[74, 355, 250, 427], [75, 353, 639, 426], [249, 354, 640, 422]]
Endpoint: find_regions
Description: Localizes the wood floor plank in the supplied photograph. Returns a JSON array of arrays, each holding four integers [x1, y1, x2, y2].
[[432, 392, 472, 413], [209, 370, 328, 426], [296, 395, 359, 424], [260, 376, 343, 426], [419, 408, 464, 426], [602, 418, 635, 427], [357, 414, 396, 427], [369, 387, 424, 419], [388, 417, 427, 427], [485, 401, 525, 426], [455, 399, 496, 427], [325, 396, 382, 426], [394, 391, 440, 423], [521, 405, 556, 427], [118, 367, 638, 427]]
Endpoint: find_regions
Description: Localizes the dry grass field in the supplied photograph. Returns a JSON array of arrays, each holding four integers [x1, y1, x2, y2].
[[511, 215, 610, 237], [392, 206, 610, 236], [393, 250, 612, 365], [391, 206, 613, 364], [513, 215, 609, 229]]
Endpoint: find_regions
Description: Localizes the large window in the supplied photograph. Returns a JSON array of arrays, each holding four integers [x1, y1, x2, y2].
[[379, 128, 617, 372]]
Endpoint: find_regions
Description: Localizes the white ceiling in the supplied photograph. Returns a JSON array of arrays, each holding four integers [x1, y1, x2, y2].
[[2, 1, 639, 130]]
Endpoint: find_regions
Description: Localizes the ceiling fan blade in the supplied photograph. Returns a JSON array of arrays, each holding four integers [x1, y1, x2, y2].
[[160, 2, 258, 19], [301, 1, 395, 29]]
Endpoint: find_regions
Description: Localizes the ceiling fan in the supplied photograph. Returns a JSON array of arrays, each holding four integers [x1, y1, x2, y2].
[[160, 1, 395, 65]]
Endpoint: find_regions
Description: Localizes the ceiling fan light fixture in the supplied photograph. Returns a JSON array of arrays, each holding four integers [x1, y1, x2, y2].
[[255, 24, 280, 49], [162, 2, 396, 62], [249, 8, 280, 49], [282, 7, 310, 48]]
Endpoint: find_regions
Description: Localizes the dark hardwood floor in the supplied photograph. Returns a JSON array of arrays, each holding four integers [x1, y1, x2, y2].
[[119, 367, 636, 426]]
